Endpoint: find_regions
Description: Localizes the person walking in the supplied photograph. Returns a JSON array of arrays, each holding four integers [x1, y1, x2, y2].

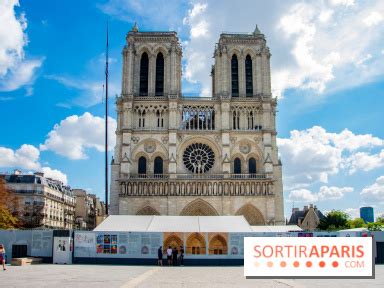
[[172, 247, 178, 266], [166, 246, 172, 266], [179, 245, 184, 266], [157, 246, 163, 266], [0, 244, 6, 271]]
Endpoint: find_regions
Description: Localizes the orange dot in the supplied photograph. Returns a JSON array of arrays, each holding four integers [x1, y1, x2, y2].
[[319, 261, 326, 268], [267, 261, 273, 267], [306, 261, 312, 268], [280, 261, 286, 268], [254, 262, 260, 267], [332, 261, 338, 268], [293, 261, 300, 267]]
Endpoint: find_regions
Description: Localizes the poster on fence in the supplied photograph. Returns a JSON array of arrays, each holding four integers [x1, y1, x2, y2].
[[74, 232, 95, 257]]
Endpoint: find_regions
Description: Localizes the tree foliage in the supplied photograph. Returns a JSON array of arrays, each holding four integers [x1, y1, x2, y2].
[[0, 178, 19, 229], [347, 217, 365, 229], [318, 210, 350, 231]]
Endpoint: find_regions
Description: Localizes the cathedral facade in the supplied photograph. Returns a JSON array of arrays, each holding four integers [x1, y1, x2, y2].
[[110, 24, 284, 225]]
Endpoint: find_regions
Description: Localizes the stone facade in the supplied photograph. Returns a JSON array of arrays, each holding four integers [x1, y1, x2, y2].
[[73, 189, 106, 230], [2, 170, 76, 229], [110, 25, 284, 225]]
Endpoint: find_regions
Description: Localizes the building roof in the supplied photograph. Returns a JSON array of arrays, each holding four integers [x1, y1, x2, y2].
[[94, 215, 253, 232], [288, 207, 325, 225], [251, 225, 303, 233]]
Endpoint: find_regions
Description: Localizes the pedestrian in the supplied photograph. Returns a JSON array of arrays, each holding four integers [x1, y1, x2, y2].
[[172, 246, 178, 266], [166, 246, 172, 266], [157, 246, 163, 266], [179, 245, 184, 266], [0, 244, 6, 271]]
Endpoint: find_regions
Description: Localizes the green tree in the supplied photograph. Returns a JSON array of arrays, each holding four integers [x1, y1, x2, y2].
[[347, 218, 366, 228], [318, 210, 350, 231]]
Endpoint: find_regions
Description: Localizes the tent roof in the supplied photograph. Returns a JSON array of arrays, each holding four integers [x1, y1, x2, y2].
[[251, 225, 303, 233], [94, 215, 253, 232]]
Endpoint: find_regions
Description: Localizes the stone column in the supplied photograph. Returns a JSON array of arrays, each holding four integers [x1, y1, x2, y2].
[[148, 54, 155, 96], [238, 54, 245, 97], [222, 49, 228, 95], [121, 47, 128, 95], [256, 54, 262, 95], [127, 47, 134, 95]]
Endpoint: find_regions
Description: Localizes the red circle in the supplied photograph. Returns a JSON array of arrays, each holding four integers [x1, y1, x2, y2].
[[332, 261, 338, 268], [293, 261, 300, 268], [306, 261, 312, 268], [319, 261, 326, 268]]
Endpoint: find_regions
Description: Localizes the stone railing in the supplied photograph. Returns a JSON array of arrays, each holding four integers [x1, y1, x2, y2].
[[118, 173, 274, 197]]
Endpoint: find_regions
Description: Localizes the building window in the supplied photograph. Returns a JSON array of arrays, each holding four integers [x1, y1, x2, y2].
[[245, 55, 253, 96], [155, 52, 164, 96], [156, 111, 164, 128], [138, 157, 147, 175], [231, 54, 239, 97], [234, 158, 241, 174], [247, 111, 254, 129], [248, 158, 256, 174], [183, 143, 215, 174], [139, 52, 149, 96], [139, 111, 146, 128], [232, 111, 240, 130], [154, 156, 163, 175]]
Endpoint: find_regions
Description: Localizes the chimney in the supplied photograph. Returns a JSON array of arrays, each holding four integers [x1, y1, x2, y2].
[[304, 205, 309, 212], [310, 204, 314, 209]]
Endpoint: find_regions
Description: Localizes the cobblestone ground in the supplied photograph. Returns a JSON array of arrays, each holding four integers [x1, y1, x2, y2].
[[1, 264, 383, 288]]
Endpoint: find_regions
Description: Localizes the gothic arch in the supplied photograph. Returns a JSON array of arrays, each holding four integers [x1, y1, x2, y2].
[[163, 234, 183, 250], [235, 203, 265, 225], [180, 198, 219, 216], [209, 234, 228, 255], [136, 206, 160, 215], [132, 139, 169, 161], [186, 233, 206, 255]]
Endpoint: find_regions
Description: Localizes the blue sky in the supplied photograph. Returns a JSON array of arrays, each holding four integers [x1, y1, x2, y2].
[[1, 0, 384, 219]]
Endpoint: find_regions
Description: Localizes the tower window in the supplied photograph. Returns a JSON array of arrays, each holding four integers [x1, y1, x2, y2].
[[154, 156, 163, 175], [245, 55, 253, 97], [155, 53, 164, 96], [139, 52, 149, 96], [138, 156, 147, 175], [234, 158, 241, 174], [249, 158, 256, 174], [139, 111, 146, 128], [231, 54, 239, 97]]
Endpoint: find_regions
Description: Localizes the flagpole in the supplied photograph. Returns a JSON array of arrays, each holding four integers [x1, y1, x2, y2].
[[105, 21, 109, 215]]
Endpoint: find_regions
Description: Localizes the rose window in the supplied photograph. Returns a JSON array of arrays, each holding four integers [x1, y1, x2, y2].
[[183, 143, 215, 173]]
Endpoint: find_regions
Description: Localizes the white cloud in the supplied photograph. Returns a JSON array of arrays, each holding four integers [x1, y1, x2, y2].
[[289, 185, 353, 202], [0, 144, 40, 170], [0, 144, 67, 184], [0, 0, 43, 91], [363, 11, 384, 27], [344, 207, 360, 219], [41, 167, 68, 185], [278, 126, 384, 187], [361, 176, 384, 204], [40, 112, 117, 160]]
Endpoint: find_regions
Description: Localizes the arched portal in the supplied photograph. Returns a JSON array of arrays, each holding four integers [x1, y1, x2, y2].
[[136, 206, 160, 215], [186, 233, 206, 255], [180, 199, 219, 216], [209, 234, 228, 255], [234, 157, 241, 174], [163, 234, 183, 251], [235, 204, 265, 225]]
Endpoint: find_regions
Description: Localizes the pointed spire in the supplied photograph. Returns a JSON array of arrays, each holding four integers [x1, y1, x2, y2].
[[253, 24, 262, 35], [132, 22, 138, 32]]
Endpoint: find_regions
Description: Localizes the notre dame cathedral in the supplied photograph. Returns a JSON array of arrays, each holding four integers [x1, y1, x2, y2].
[[110, 23, 284, 225]]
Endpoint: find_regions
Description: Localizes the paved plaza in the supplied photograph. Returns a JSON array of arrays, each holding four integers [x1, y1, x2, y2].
[[0, 264, 383, 288]]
